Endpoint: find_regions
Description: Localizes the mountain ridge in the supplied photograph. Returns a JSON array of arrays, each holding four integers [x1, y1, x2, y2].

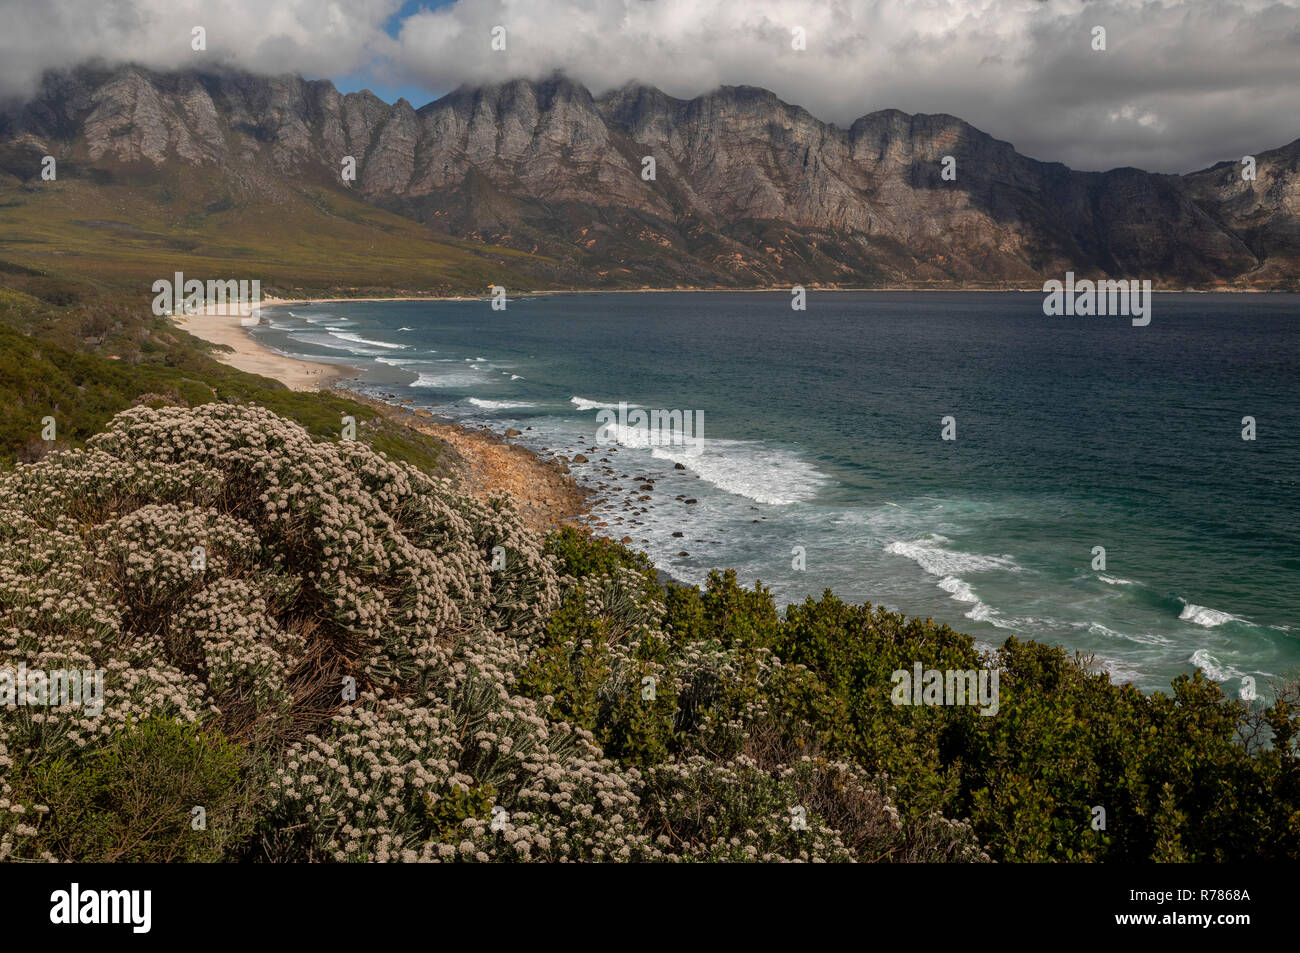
[[2, 64, 1297, 290]]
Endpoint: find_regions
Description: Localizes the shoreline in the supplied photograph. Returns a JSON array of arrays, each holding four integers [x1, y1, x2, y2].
[[173, 303, 593, 535], [345, 390, 592, 535], [170, 309, 356, 391], [157, 296, 1287, 680]]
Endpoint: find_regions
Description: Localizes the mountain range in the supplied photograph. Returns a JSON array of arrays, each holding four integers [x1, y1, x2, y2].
[[2, 64, 1297, 290]]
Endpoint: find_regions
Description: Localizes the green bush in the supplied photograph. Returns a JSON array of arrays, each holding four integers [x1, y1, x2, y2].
[[546, 526, 659, 594], [5, 718, 250, 862], [519, 549, 1300, 862]]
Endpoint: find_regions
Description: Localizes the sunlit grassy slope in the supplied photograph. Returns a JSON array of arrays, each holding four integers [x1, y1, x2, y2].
[[0, 163, 550, 296]]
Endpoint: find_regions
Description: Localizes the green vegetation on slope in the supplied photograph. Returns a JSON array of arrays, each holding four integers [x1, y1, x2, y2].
[[0, 274, 453, 472], [0, 165, 550, 297], [535, 528, 1300, 861], [0, 408, 1295, 862]]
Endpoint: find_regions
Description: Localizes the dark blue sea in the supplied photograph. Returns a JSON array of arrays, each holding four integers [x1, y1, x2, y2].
[[259, 291, 1300, 696]]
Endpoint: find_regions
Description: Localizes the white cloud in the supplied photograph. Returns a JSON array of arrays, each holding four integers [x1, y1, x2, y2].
[[2, 0, 1298, 172], [0, 0, 399, 101]]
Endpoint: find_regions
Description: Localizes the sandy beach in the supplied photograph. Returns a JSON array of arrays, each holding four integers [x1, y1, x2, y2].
[[170, 309, 353, 391]]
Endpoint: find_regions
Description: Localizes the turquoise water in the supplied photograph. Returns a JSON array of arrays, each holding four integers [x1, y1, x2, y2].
[[258, 292, 1300, 696]]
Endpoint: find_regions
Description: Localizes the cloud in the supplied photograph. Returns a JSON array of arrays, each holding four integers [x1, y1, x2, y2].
[[0, 0, 400, 101], [2, 0, 1298, 172]]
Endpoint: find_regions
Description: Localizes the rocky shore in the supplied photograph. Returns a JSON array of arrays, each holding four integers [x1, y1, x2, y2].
[[338, 391, 592, 537]]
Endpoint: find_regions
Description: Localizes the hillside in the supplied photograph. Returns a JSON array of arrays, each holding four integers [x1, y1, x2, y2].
[[0, 400, 1296, 862], [0, 280, 453, 470]]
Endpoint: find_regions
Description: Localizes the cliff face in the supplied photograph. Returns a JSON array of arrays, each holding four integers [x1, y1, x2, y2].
[[3, 64, 1296, 288]]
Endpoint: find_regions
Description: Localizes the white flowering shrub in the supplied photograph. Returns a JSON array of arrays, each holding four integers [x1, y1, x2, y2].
[[0, 403, 977, 862], [0, 404, 559, 859]]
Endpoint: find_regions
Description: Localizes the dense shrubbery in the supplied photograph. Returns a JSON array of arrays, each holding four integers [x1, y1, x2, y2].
[[0, 404, 1295, 862], [528, 543, 1300, 861]]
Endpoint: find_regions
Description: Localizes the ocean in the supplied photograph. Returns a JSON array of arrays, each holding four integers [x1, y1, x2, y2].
[[257, 291, 1300, 696]]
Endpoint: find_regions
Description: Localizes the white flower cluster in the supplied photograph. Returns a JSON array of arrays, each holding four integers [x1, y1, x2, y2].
[[0, 404, 559, 859]]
